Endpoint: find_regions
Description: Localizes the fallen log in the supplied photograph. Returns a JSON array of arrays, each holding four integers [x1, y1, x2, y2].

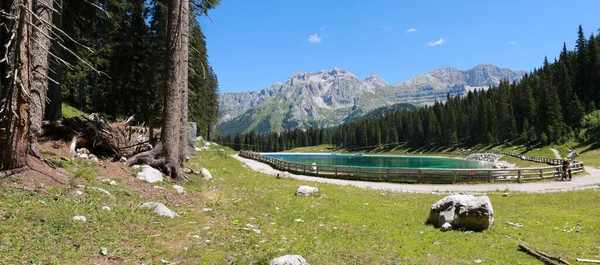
[[61, 115, 158, 157], [518, 244, 561, 265]]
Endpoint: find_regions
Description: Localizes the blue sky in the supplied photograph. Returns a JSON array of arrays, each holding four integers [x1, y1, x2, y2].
[[199, 0, 600, 93]]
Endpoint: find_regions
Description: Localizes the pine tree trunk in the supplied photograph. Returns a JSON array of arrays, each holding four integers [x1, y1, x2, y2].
[[0, 0, 33, 170], [29, 0, 53, 156], [178, 0, 189, 165], [161, 0, 186, 177], [124, 0, 187, 180]]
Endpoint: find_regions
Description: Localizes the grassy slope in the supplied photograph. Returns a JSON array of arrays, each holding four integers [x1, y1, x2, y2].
[[1, 145, 599, 264], [61, 103, 87, 118]]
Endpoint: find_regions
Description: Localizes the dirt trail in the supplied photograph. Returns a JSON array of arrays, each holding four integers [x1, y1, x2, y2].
[[551, 148, 562, 159], [233, 155, 600, 194]]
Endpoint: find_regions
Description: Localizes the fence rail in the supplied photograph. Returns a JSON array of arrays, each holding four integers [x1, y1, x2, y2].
[[239, 150, 584, 184], [488, 150, 564, 165]]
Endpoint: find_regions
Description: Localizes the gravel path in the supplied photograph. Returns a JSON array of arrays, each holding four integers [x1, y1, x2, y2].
[[551, 148, 562, 159], [233, 155, 600, 194]]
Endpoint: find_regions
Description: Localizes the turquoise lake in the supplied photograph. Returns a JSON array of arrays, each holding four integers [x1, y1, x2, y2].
[[262, 153, 494, 169]]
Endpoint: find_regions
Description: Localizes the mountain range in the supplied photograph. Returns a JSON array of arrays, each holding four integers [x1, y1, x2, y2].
[[218, 64, 527, 135]]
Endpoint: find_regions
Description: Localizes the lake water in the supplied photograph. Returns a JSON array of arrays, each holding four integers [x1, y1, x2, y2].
[[262, 153, 494, 169]]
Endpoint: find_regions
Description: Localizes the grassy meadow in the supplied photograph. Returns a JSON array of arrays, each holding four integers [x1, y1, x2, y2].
[[1, 144, 599, 264]]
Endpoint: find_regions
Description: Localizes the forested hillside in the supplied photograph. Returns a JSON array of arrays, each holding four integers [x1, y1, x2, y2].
[[218, 26, 600, 151], [58, 0, 219, 138]]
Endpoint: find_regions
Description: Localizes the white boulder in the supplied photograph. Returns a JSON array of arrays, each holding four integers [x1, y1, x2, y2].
[[173, 185, 186, 194], [201, 168, 212, 180], [296, 186, 318, 197], [277, 172, 291, 179], [139, 202, 179, 218], [441, 222, 452, 231], [427, 195, 494, 231], [270, 254, 309, 265], [136, 165, 164, 183], [73, 216, 87, 222]]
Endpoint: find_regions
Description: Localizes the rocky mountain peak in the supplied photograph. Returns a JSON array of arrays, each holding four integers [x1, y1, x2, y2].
[[364, 73, 388, 89], [219, 64, 526, 135]]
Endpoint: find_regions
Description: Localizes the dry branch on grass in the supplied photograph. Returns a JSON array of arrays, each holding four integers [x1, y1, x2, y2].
[[518, 244, 570, 265], [53, 114, 158, 157]]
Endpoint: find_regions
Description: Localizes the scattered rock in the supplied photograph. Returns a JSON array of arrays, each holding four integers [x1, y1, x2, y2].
[[196, 136, 204, 142], [204, 142, 210, 147], [202, 208, 212, 212], [441, 222, 452, 231], [502, 193, 509, 197], [426, 195, 494, 231], [74, 185, 115, 199], [136, 165, 164, 183], [109, 180, 117, 186], [277, 172, 291, 179], [270, 254, 309, 265], [139, 202, 179, 218], [100, 247, 108, 256], [466, 153, 501, 163], [90, 157, 99, 163], [120, 156, 127, 162], [76, 148, 90, 154], [73, 216, 87, 222], [173, 185, 185, 194], [102, 206, 111, 211], [201, 168, 212, 180], [506, 221, 523, 228], [296, 186, 318, 197], [294, 219, 304, 223], [74, 190, 84, 196], [131, 165, 141, 169], [78, 153, 89, 159]]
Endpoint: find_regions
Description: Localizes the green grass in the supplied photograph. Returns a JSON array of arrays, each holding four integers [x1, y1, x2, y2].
[[1, 145, 599, 264], [61, 103, 87, 118]]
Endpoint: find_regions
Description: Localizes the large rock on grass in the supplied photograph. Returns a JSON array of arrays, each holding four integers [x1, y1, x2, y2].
[[201, 168, 212, 180], [296, 186, 318, 197], [136, 165, 164, 183], [139, 202, 178, 218], [270, 254, 309, 265], [426, 195, 494, 231]]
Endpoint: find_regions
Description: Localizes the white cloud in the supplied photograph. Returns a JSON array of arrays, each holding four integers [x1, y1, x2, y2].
[[507, 41, 519, 45], [406, 28, 417, 33], [308, 34, 322, 43], [427, 38, 445, 47]]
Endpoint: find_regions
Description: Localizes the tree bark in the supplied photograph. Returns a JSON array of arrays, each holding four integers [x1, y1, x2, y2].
[[178, 0, 189, 165], [29, 0, 53, 156], [0, 0, 33, 170]]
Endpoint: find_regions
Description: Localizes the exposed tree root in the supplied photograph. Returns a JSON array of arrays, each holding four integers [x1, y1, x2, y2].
[[0, 165, 29, 179], [124, 143, 186, 181]]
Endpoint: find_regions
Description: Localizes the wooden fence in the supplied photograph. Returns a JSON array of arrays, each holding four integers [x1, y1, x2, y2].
[[488, 150, 564, 165], [240, 150, 584, 184]]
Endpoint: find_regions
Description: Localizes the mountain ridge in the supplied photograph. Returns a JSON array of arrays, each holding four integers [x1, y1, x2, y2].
[[218, 64, 527, 135]]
